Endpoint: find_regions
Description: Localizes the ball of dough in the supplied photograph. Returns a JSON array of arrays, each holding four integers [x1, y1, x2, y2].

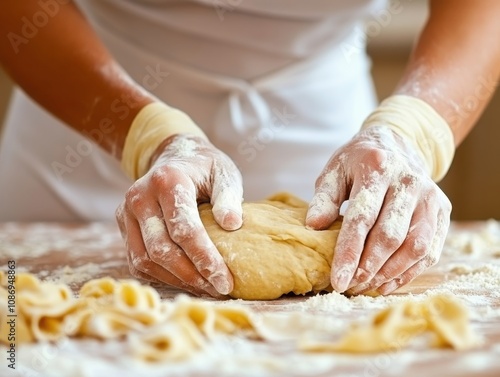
[[199, 193, 342, 300]]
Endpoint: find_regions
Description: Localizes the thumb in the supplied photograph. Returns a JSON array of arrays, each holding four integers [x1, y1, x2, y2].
[[306, 170, 346, 230]]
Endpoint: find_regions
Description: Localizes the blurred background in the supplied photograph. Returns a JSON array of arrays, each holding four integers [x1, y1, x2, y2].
[[0, 0, 498, 220]]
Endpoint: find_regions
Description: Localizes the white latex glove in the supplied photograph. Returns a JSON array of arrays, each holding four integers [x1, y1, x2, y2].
[[116, 134, 243, 298], [306, 95, 454, 295]]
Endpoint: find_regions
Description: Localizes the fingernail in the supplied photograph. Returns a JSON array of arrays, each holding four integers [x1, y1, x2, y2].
[[210, 274, 232, 295], [199, 280, 222, 298], [213, 208, 243, 231], [339, 200, 350, 216], [334, 269, 352, 292], [223, 209, 243, 230], [348, 281, 371, 295], [306, 193, 336, 228], [200, 291, 226, 300], [347, 268, 369, 289], [305, 208, 319, 227], [378, 280, 399, 295], [347, 279, 358, 290]]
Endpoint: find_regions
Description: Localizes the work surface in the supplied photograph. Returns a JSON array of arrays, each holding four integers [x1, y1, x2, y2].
[[1, 221, 500, 377]]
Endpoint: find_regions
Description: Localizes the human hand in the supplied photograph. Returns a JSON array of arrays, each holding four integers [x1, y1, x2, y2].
[[306, 96, 454, 295], [116, 134, 243, 297]]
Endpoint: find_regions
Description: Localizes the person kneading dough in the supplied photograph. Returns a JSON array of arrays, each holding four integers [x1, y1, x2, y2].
[[1, 1, 499, 298]]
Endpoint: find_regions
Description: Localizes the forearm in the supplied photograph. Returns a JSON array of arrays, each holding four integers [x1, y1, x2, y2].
[[0, 0, 155, 158], [395, 0, 500, 146]]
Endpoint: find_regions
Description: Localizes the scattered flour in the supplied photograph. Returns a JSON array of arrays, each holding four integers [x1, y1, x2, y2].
[[443, 220, 500, 258], [2, 219, 500, 376], [299, 261, 500, 322], [4, 337, 340, 377], [300, 290, 420, 313], [0, 222, 121, 258], [37, 261, 124, 286]]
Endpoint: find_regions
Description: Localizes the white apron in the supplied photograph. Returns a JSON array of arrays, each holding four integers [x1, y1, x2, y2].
[[0, 0, 384, 221]]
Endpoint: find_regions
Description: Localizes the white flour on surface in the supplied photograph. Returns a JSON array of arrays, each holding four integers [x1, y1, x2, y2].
[[297, 220, 500, 317], [443, 220, 500, 258], [0, 222, 121, 259], [300, 290, 419, 313], [298, 260, 500, 321], [2, 219, 500, 376], [5, 325, 500, 377], [1, 338, 339, 377], [0, 261, 126, 293], [37, 261, 125, 286]]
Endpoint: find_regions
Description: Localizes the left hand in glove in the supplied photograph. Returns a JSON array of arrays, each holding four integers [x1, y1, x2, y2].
[[306, 95, 455, 295]]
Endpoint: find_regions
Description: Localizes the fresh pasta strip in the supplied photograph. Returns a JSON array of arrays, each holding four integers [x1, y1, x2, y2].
[[0, 272, 478, 363], [167, 298, 218, 339], [128, 319, 206, 362], [81, 278, 166, 327], [166, 297, 257, 339], [213, 306, 256, 336], [1, 273, 77, 343], [299, 295, 479, 353], [0, 286, 33, 343], [424, 295, 478, 350]]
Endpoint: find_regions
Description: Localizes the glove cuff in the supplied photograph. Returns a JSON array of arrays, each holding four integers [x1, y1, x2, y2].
[[361, 94, 455, 182], [121, 102, 207, 180]]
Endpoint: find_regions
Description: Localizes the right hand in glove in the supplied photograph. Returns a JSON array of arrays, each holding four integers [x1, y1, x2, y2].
[[116, 104, 244, 298]]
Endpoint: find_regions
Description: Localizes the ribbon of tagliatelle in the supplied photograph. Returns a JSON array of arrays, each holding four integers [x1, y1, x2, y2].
[[121, 102, 208, 181], [0, 272, 479, 363], [361, 94, 455, 182]]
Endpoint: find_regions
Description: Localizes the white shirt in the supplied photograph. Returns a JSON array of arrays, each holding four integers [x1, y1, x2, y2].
[[0, 0, 384, 220]]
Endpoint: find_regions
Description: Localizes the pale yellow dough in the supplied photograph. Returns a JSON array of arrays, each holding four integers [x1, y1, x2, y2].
[[199, 192, 342, 300]]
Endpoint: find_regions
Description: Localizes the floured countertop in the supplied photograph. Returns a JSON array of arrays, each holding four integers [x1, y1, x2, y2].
[[1, 221, 500, 377]]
